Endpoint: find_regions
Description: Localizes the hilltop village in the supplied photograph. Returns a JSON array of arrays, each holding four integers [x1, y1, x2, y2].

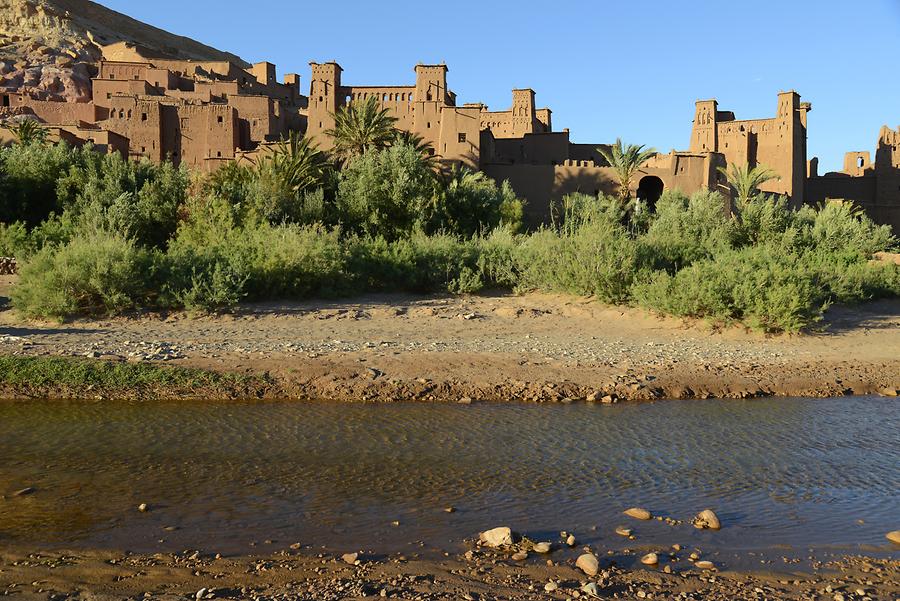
[[0, 40, 898, 229]]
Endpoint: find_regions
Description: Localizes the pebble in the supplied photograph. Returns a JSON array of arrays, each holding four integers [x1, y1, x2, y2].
[[341, 552, 359, 565], [511, 550, 528, 561], [544, 581, 558, 593], [641, 552, 658, 566], [533, 542, 552, 553], [886, 530, 900, 544], [695, 560, 716, 570], [575, 552, 599, 576], [13, 487, 36, 497], [566, 534, 576, 546], [580, 582, 600, 598], [615, 526, 632, 537], [624, 507, 652, 520], [138, 503, 149, 512], [195, 589, 207, 600]]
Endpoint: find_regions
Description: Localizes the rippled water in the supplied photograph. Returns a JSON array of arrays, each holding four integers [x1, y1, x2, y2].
[[0, 397, 897, 557]]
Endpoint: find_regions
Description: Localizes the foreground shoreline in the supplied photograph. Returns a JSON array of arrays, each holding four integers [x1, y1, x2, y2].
[[1, 544, 897, 601], [1, 290, 899, 403]]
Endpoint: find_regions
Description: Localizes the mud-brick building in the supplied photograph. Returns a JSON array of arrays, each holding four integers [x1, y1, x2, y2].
[[0, 41, 308, 170]]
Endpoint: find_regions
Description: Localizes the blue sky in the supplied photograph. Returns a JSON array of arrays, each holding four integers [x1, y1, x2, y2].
[[97, 0, 900, 172]]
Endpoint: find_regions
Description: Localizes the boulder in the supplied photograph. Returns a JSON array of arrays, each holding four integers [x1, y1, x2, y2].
[[575, 553, 599, 576], [624, 507, 652, 520], [479, 526, 514, 548], [693, 509, 721, 530]]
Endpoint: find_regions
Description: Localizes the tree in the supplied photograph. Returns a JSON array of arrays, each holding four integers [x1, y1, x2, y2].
[[391, 129, 439, 170], [596, 138, 657, 202], [325, 96, 397, 161], [423, 164, 524, 236], [718, 163, 780, 208], [3, 118, 47, 146]]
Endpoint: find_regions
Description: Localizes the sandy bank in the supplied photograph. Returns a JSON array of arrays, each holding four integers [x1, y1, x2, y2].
[[1, 278, 898, 402]]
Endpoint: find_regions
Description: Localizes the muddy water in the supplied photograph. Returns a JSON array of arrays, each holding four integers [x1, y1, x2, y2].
[[0, 397, 897, 558]]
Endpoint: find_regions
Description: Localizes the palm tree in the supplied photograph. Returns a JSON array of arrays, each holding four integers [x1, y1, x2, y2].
[[596, 138, 657, 202], [325, 96, 397, 161], [718, 163, 780, 207], [3, 118, 47, 145], [260, 131, 330, 196]]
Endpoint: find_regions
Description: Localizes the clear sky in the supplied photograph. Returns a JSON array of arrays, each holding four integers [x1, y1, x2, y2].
[[96, 0, 900, 172]]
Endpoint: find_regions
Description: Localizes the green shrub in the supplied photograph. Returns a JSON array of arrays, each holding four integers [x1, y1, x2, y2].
[[632, 245, 828, 333], [336, 143, 434, 240], [641, 189, 732, 269], [56, 153, 189, 249], [516, 208, 637, 303], [11, 232, 158, 319], [423, 166, 524, 236], [808, 201, 896, 256], [0, 141, 80, 226]]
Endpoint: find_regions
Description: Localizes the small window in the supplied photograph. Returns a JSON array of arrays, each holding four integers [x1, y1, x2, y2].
[[141, 113, 148, 121], [458, 132, 467, 143], [857, 157, 864, 168], [217, 115, 224, 124], [1, 95, 9, 107], [141, 146, 146, 153], [107, 93, 112, 100], [426, 122, 431, 129], [217, 151, 222, 157]]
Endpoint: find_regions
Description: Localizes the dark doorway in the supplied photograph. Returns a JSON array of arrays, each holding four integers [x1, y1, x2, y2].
[[637, 176, 664, 210], [1, 95, 9, 107]]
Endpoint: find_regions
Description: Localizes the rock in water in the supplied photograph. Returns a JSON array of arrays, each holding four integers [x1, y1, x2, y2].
[[479, 526, 514, 548], [566, 534, 576, 547], [887, 531, 900, 544], [533, 542, 552, 553], [693, 509, 721, 530], [342, 552, 359, 565], [695, 560, 715, 570], [138, 503, 148, 512], [624, 507, 652, 520], [640, 552, 658, 566], [511, 550, 527, 561], [614, 526, 632, 537], [576, 553, 599, 576]]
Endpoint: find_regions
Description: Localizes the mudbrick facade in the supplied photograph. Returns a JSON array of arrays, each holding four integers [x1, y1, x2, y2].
[[1, 47, 897, 230]]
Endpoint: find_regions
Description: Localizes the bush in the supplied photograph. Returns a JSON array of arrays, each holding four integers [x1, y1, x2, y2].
[[336, 144, 434, 240], [56, 152, 189, 248], [0, 141, 80, 226], [808, 201, 896, 257], [632, 245, 829, 333], [423, 167, 524, 236], [516, 205, 637, 303], [641, 189, 732, 270], [165, 219, 347, 311], [11, 232, 158, 319]]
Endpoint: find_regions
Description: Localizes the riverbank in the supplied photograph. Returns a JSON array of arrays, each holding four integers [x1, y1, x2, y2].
[[0, 544, 897, 601], [1, 277, 899, 402]]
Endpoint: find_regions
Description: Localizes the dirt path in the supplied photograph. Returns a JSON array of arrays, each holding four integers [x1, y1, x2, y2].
[[1, 275, 898, 402]]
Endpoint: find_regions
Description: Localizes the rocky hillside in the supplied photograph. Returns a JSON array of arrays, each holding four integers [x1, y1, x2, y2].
[[0, 0, 247, 102]]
